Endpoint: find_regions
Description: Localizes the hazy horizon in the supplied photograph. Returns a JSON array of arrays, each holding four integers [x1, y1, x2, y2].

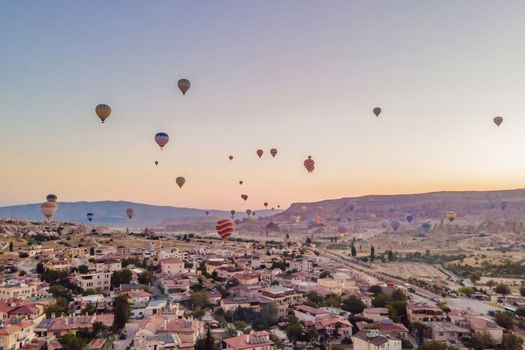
[[2, 1, 525, 209]]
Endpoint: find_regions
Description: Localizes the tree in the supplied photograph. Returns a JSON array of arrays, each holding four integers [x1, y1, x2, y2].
[[370, 246, 375, 262], [78, 265, 89, 274], [421, 341, 448, 350], [92, 321, 108, 338], [502, 332, 523, 350], [58, 333, 86, 350], [195, 327, 217, 350], [8, 242, 13, 252], [89, 247, 95, 255], [458, 287, 475, 296], [494, 311, 515, 330], [391, 289, 406, 301], [495, 284, 511, 295], [520, 286, 525, 297], [368, 285, 382, 295], [372, 293, 393, 308], [138, 270, 154, 285], [285, 315, 303, 345], [324, 294, 341, 308], [351, 244, 357, 257], [319, 271, 331, 279], [341, 295, 366, 314], [189, 291, 209, 310], [515, 306, 525, 317], [36, 262, 45, 274], [113, 295, 130, 330], [387, 250, 394, 262], [111, 269, 132, 288]]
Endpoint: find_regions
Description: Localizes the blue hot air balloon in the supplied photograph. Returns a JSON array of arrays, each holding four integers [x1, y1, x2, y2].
[[390, 220, 401, 232], [422, 222, 431, 233], [87, 213, 94, 222], [406, 213, 414, 224]]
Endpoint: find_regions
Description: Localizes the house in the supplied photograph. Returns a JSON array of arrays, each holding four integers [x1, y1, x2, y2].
[[431, 322, 470, 345], [0, 319, 35, 350], [223, 330, 274, 350], [466, 315, 504, 344], [260, 286, 303, 319], [94, 258, 122, 273], [0, 299, 45, 325], [362, 308, 390, 322], [0, 279, 41, 299], [73, 272, 111, 291], [313, 314, 353, 340], [293, 304, 329, 322], [233, 271, 260, 286], [70, 294, 107, 315], [357, 320, 409, 339], [353, 330, 402, 350], [160, 258, 185, 275], [135, 314, 204, 347], [406, 304, 443, 323], [34, 314, 114, 337]]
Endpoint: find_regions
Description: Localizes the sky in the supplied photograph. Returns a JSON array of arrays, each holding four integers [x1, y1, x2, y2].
[[2, 1, 525, 210]]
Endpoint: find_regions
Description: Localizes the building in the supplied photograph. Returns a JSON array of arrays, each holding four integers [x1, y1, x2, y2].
[[35, 314, 114, 337], [160, 258, 185, 275], [223, 330, 274, 350], [466, 315, 504, 344], [431, 322, 470, 345], [362, 308, 390, 322], [260, 286, 303, 319], [353, 330, 402, 350], [0, 280, 40, 299], [94, 258, 122, 273], [406, 304, 443, 323], [0, 319, 35, 350], [74, 272, 111, 291]]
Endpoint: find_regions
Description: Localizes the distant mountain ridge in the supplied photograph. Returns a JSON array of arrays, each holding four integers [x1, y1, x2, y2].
[[0, 201, 276, 227]]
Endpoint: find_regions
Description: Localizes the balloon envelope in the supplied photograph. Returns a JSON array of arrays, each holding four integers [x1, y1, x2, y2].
[[216, 219, 235, 240], [46, 194, 57, 203], [176, 177, 186, 189], [155, 132, 169, 149], [126, 208, 134, 219], [270, 148, 278, 158], [304, 156, 315, 173], [87, 212, 94, 222], [95, 104, 111, 123], [229, 155, 233, 160], [406, 213, 414, 223], [41, 202, 57, 220], [390, 220, 401, 231], [256, 149, 263, 158], [493, 116, 503, 127], [446, 211, 456, 222], [373, 107, 381, 117], [177, 79, 191, 95]]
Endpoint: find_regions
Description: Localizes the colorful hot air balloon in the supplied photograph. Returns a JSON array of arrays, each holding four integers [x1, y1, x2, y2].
[[422, 221, 431, 233], [315, 215, 322, 224], [95, 104, 111, 123], [293, 211, 301, 223], [493, 116, 503, 127], [41, 202, 57, 220], [241, 194, 248, 201], [155, 132, 169, 149], [126, 208, 134, 219], [230, 210, 236, 218], [256, 149, 264, 158], [390, 220, 400, 231], [154, 161, 159, 166], [177, 79, 191, 95], [270, 148, 278, 158], [406, 213, 414, 223], [176, 177, 186, 189], [373, 107, 381, 117], [216, 219, 234, 240], [205, 210, 209, 216], [86, 212, 94, 222], [46, 194, 57, 203], [229, 155, 233, 160], [500, 201, 508, 210], [264, 202, 268, 208], [337, 224, 347, 234], [304, 156, 315, 173], [446, 211, 456, 222]]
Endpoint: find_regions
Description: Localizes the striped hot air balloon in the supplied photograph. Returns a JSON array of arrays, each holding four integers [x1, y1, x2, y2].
[[155, 132, 169, 149], [177, 79, 191, 95], [304, 156, 315, 173], [216, 219, 235, 240], [46, 194, 57, 203], [270, 148, 278, 158], [95, 104, 111, 123]]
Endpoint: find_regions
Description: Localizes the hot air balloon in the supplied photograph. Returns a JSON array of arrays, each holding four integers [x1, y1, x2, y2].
[[234, 219, 241, 225], [95, 104, 111, 123], [270, 148, 278, 158], [155, 132, 169, 149], [86, 212, 94, 222], [446, 211, 456, 222], [293, 211, 301, 223], [46, 194, 57, 203], [229, 155, 233, 161], [277, 205, 280, 209], [500, 201, 508, 210], [154, 161, 159, 166], [301, 205, 308, 212], [177, 79, 191, 95], [493, 116, 503, 127], [230, 210, 236, 218], [315, 215, 322, 224], [126, 208, 134, 219], [373, 107, 381, 117], [381, 220, 390, 229], [205, 210, 209, 216], [216, 219, 234, 240], [246, 209, 252, 216], [241, 194, 248, 201], [406, 213, 414, 224], [176, 177, 186, 189], [239, 181, 243, 185], [369, 213, 377, 220], [422, 221, 431, 233], [390, 220, 401, 231], [41, 202, 57, 220], [337, 224, 347, 234], [304, 156, 315, 173], [264, 202, 268, 208], [348, 202, 356, 212], [256, 149, 264, 158]]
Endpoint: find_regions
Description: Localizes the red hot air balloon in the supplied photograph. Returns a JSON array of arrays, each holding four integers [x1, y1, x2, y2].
[[216, 219, 235, 240], [241, 194, 248, 201], [304, 156, 315, 173], [270, 148, 278, 158], [264, 202, 268, 207], [256, 149, 264, 158]]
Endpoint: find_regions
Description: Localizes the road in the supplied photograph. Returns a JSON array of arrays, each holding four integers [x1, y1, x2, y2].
[[112, 322, 139, 350]]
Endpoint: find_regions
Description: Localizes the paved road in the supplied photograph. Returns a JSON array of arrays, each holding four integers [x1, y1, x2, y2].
[[113, 323, 139, 350]]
